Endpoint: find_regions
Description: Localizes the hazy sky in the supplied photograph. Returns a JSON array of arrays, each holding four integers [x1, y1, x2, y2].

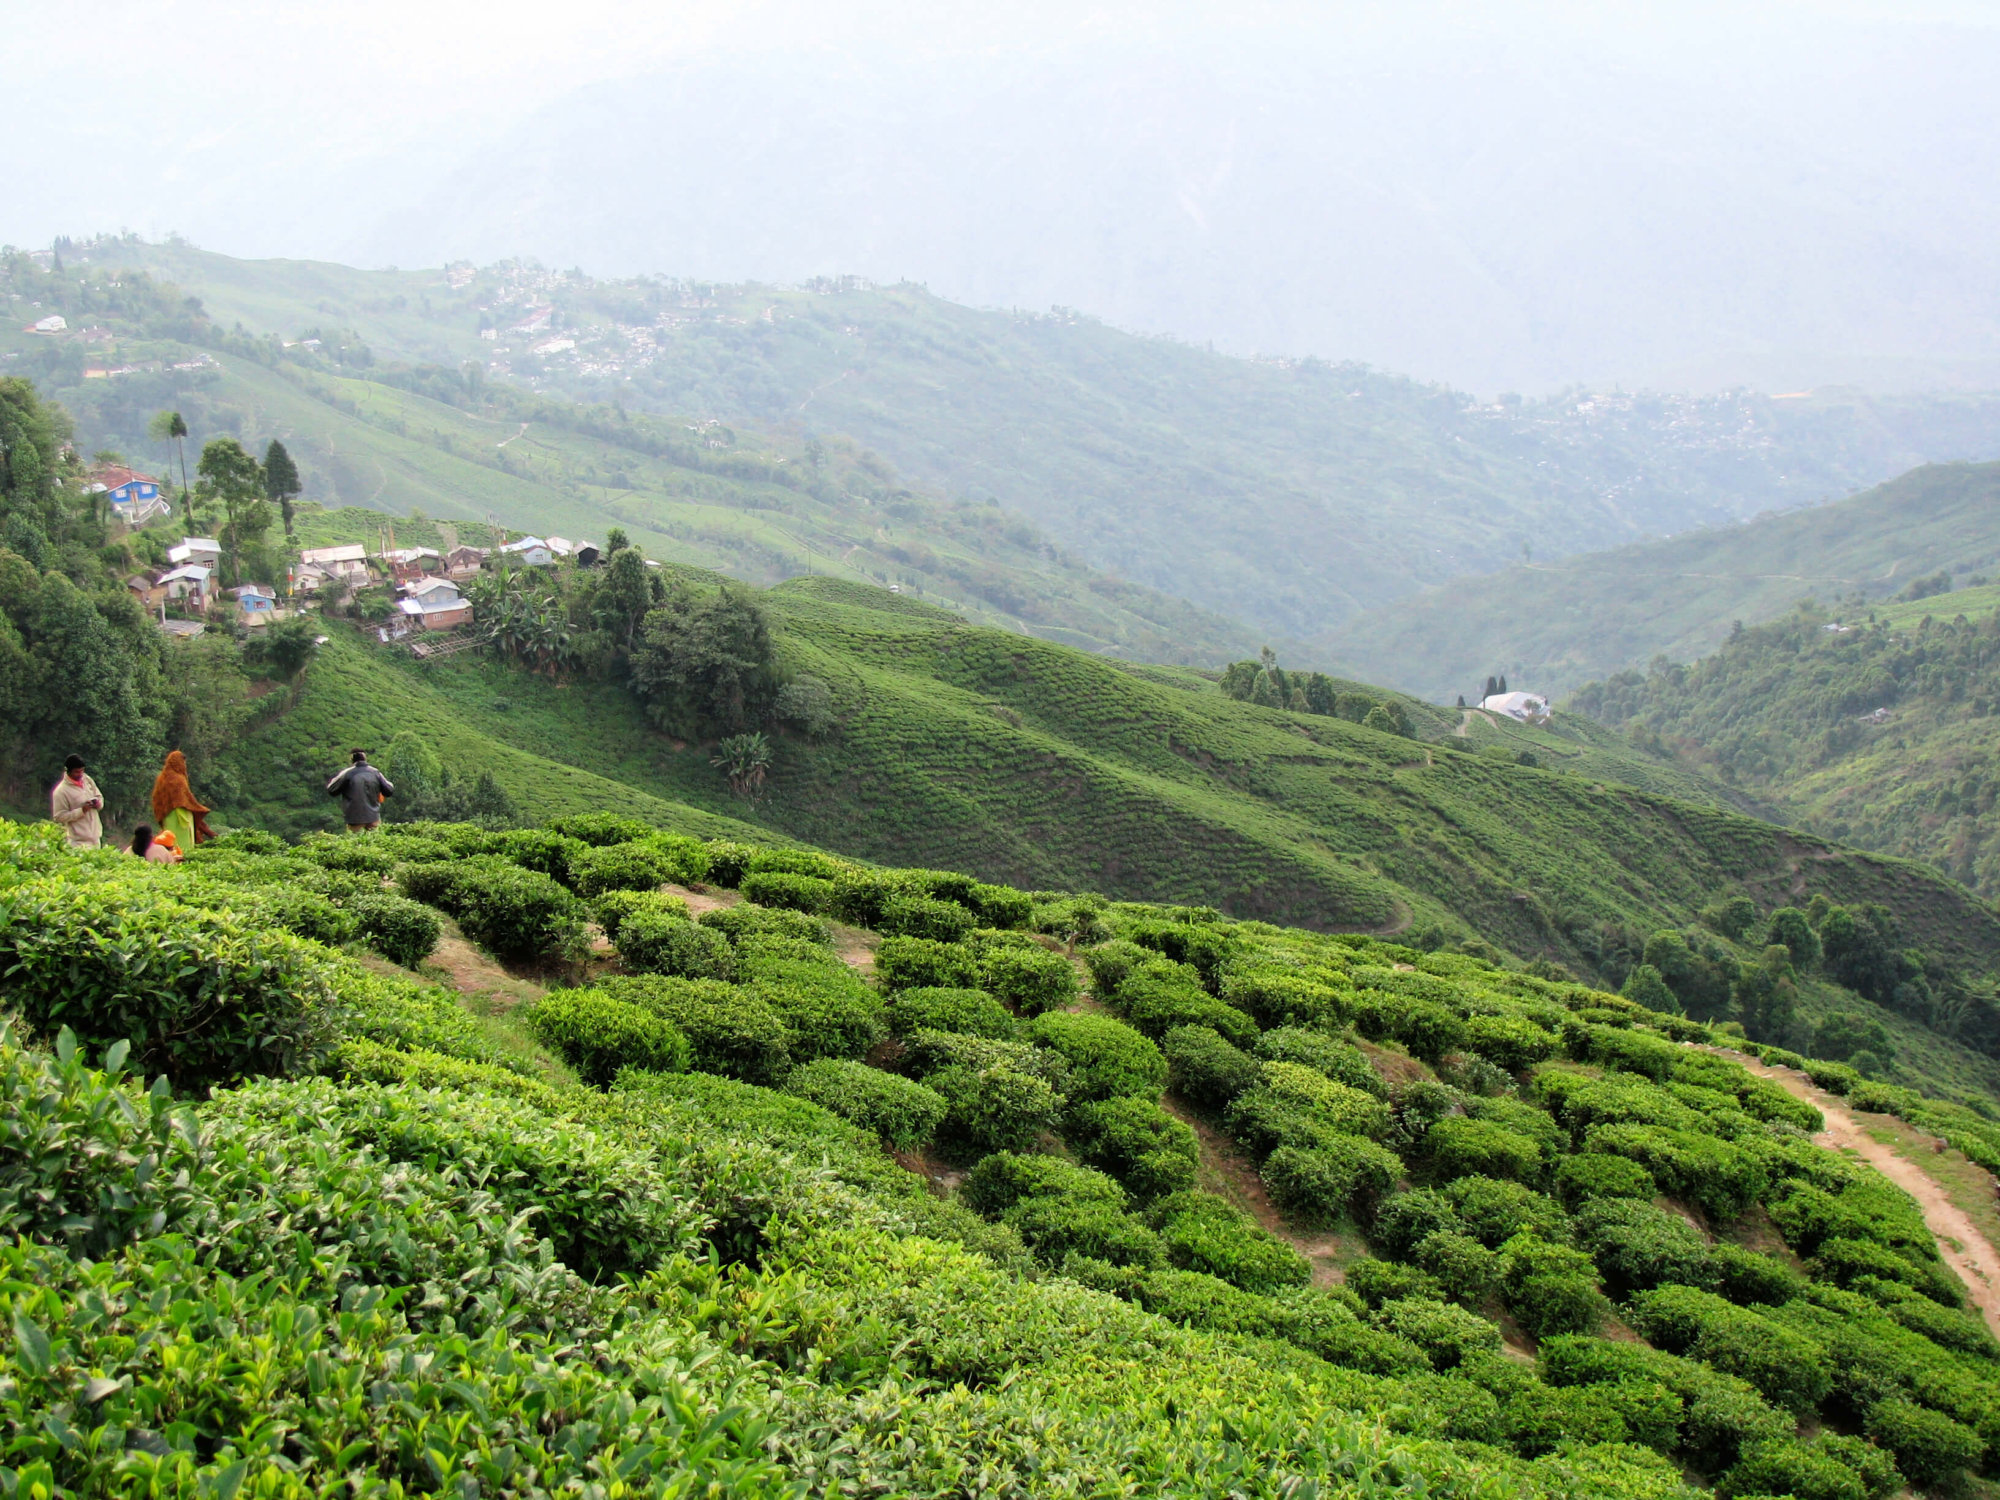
[[12, 2, 2000, 392]]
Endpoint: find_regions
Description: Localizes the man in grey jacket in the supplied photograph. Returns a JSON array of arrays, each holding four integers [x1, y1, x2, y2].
[[326, 749, 394, 831], [50, 754, 104, 848]]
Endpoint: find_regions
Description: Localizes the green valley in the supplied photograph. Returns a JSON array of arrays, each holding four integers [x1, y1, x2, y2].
[[28, 237, 2000, 647], [1571, 588, 2000, 904], [1322, 461, 2000, 704]]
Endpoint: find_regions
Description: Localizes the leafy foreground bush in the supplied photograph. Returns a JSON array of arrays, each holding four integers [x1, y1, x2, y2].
[[349, 891, 442, 968], [399, 857, 588, 964], [785, 1058, 949, 1148], [527, 988, 692, 1085], [0, 876, 336, 1090]]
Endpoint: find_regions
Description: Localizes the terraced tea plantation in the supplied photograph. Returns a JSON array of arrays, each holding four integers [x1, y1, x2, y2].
[[7, 814, 2000, 1498]]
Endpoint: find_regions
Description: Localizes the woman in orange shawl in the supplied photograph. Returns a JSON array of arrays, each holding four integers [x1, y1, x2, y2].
[[151, 750, 216, 847]]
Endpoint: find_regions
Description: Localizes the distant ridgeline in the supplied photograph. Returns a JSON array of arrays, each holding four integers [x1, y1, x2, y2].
[[1573, 593, 2000, 901], [7, 810, 2000, 1498]]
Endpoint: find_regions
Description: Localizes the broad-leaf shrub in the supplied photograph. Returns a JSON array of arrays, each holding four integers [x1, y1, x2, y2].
[[1255, 1027, 1385, 1096], [594, 887, 692, 943], [527, 988, 692, 1086], [1554, 1152, 1655, 1208], [1028, 1012, 1165, 1100], [891, 987, 1020, 1040], [400, 856, 587, 964], [484, 828, 591, 886], [1425, 1117, 1544, 1184], [785, 1059, 948, 1148], [572, 839, 691, 899], [876, 935, 980, 991], [0, 1025, 199, 1257], [879, 893, 977, 942], [256, 886, 356, 947], [1500, 1233, 1603, 1338], [1584, 1124, 1763, 1222], [1374, 1296, 1502, 1372], [1221, 967, 1351, 1029], [1257, 1061, 1392, 1138], [596, 975, 793, 1083], [618, 910, 738, 980], [1464, 1013, 1560, 1071], [739, 870, 837, 914], [545, 811, 659, 846], [1444, 1175, 1571, 1248], [1160, 1025, 1260, 1109], [1573, 1197, 1715, 1295], [1151, 1191, 1310, 1292], [1628, 1284, 1832, 1413], [1067, 1095, 1199, 1199], [1082, 939, 1151, 999], [742, 943, 886, 1062], [0, 877, 335, 1090], [349, 891, 441, 968], [1113, 960, 1259, 1047], [1864, 1397, 1981, 1487], [697, 901, 830, 947], [1262, 1138, 1402, 1224], [980, 943, 1078, 1015], [1373, 1189, 1467, 1259]]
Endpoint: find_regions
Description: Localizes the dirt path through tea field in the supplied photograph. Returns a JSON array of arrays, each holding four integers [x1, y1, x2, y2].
[[1720, 1049, 2000, 1337]]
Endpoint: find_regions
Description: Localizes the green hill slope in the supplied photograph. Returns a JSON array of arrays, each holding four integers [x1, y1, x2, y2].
[[0, 248, 1253, 665], [52, 238, 2000, 643], [1322, 461, 2000, 703], [225, 581, 2000, 994], [1571, 591, 2000, 902], [11, 803, 2000, 1500]]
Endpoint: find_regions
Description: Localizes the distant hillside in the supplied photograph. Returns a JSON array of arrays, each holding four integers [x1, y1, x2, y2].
[[1321, 461, 2000, 704], [1571, 591, 2000, 902], [0, 247, 1254, 666], [223, 578, 2000, 997], [49, 238, 2000, 645]]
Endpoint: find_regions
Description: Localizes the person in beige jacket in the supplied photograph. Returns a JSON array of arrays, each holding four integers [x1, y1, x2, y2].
[[51, 754, 105, 849]]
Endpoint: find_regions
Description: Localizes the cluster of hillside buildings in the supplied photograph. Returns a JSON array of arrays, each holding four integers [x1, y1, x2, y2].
[[95, 464, 598, 642]]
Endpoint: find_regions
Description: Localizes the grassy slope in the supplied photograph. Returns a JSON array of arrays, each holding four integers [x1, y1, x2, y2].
[[1320, 461, 2000, 703], [82, 241, 2000, 646], [1568, 590, 2000, 900], [2, 260, 1256, 667], [228, 583, 2000, 985]]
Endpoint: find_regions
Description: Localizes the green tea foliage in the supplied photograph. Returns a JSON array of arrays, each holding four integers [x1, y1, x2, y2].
[[785, 1059, 949, 1148], [1160, 1025, 1261, 1109], [618, 910, 739, 980], [738, 869, 837, 914], [349, 891, 441, 968], [0, 877, 334, 1090], [594, 886, 692, 942], [1066, 1095, 1200, 1200], [876, 935, 981, 991], [883, 986, 1010, 1041], [1152, 1191, 1311, 1293], [526, 989, 692, 1085], [981, 942, 1079, 1015], [1028, 1011, 1166, 1100]]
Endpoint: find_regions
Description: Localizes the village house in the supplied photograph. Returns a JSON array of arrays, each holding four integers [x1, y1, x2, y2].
[[398, 592, 473, 631], [378, 546, 440, 571], [88, 465, 172, 525], [125, 573, 166, 611], [402, 575, 463, 604], [1480, 690, 1552, 723], [297, 543, 371, 588], [231, 583, 278, 622], [500, 536, 555, 567], [444, 544, 488, 578], [157, 564, 212, 604], [26, 314, 66, 334], [168, 537, 222, 569]]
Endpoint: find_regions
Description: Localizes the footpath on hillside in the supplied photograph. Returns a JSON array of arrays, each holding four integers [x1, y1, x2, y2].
[[1716, 1047, 2000, 1337]]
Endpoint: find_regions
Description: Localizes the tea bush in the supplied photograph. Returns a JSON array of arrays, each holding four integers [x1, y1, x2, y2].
[[981, 943, 1079, 1015], [572, 839, 691, 898], [1152, 1191, 1311, 1292], [0, 878, 335, 1091], [1160, 1025, 1261, 1109], [484, 828, 591, 886], [1864, 1397, 1981, 1487], [1375, 1296, 1502, 1371], [594, 887, 692, 943], [784, 1059, 948, 1148], [545, 811, 660, 846], [618, 910, 738, 981], [596, 975, 793, 1083], [349, 892, 441, 968], [1257, 1061, 1392, 1137], [1067, 1095, 1200, 1199], [1554, 1152, 1655, 1208], [1221, 967, 1351, 1029], [1255, 1027, 1385, 1096], [1028, 1011, 1166, 1100], [1426, 1117, 1544, 1184], [739, 870, 837, 914], [1082, 939, 1151, 999], [697, 901, 830, 947], [890, 986, 1020, 1040], [1112, 959, 1259, 1047], [526, 988, 692, 1085], [876, 935, 981, 991], [1262, 1137, 1402, 1224], [744, 949, 886, 1063], [879, 893, 977, 942]]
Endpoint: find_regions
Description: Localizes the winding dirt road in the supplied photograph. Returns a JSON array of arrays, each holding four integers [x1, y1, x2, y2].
[[1722, 1049, 2000, 1337]]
